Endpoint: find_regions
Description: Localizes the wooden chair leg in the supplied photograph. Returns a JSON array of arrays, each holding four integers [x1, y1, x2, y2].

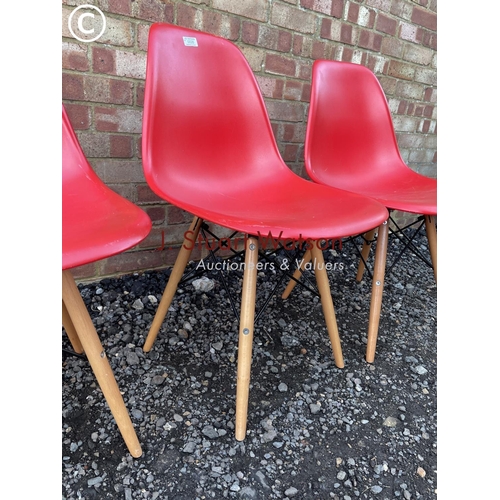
[[281, 249, 311, 299], [310, 242, 344, 368], [235, 237, 259, 441], [356, 228, 376, 282], [366, 220, 389, 363], [62, 270, 142, 458], [143, 216, 203, 352], [424, 215, 437, 284], [62, 299, 84, 354]]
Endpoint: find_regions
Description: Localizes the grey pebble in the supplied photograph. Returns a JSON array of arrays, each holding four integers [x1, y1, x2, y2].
[[284, 486, 299, 497]]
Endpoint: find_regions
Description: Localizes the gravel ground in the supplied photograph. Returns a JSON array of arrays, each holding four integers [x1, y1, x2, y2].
[[62, 230, 437, 500]]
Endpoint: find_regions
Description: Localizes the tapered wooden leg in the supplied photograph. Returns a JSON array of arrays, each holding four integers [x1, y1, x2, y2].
[[143, 216, 203, 352], [356, 229, 376, 282], [310, 242, 344, 368], [62, 299, 84, 354], [424, 215, 437, 284], [366, 220, 389, 363], [62, 270, 142, 457], [281, 249, 311, 299], [235, 237, 259, 441]]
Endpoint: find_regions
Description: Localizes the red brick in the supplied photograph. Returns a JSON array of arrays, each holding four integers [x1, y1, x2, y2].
[[146, 206, 166, 224], [167, 205, 191, 224], [136, 84, 145, 107], [242, 22, 259, 45], [277, 30, 293, 53], [312, 40, 328, 60], [423, 105, 434, 118], [424, 87, 436, 103], [388, 61, 415, 81], [107, 183, 135, 201], [341, 24, 354, 45], [341, 47, 355, 62], [110, 80, 134, 105], [377, 13, 398, 35], [224, 16, 241, 41], [292, 35, 304, 56], [282, 144, 299, 162], [412, 6, 437, 31], [379, 76, 397, 95], [367, 9, 377, 29], [256, 76, 284, 99], [137, 184, 163, 203], [298, 62, 312, 81], [265, 54, 296, 77], [301, 83, 311, 102], [70, 263, 97, 281], [64, 103, 91, 130], [136, 137, 142, 159], [359, 30, 382, 51], [381, 37, 403, 58], [423, 31, 437, 50], [320, 18, 332, 39], [282, 123, 306, 143], [266, 101, 304, 122], [137, 24, 150, 52], [331, 0, 343, 18], [62, 42, 89, 71], [348, 3, 359, 23], [93, 47, 115, 75], [177, 4, 198, 30], [284, 81, 303, 101], [202, 10, 223, 36], [110, 135, 133, 158], [62, 73, 84, 101], [108, 0, 132, 16], [138, 0, 174, 23]]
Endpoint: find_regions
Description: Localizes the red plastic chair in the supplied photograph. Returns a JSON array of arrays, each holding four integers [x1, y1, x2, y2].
[[62, 105, 152, 457], [141, 23, 389, 440], [298, 60, 437, 362]]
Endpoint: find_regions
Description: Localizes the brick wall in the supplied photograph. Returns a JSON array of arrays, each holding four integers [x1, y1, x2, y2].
[[62, 0, 437, 280]]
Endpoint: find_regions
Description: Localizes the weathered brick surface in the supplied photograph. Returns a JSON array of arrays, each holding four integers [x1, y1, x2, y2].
[[62, 0, 437, 281]]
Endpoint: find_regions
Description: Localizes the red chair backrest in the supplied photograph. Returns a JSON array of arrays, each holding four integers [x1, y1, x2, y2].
[[305, 60, 406, 191], [142, 23, 292, 207]]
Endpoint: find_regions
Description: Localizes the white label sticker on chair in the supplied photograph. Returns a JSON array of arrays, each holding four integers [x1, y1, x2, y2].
[[183, 36, 198, 47]]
